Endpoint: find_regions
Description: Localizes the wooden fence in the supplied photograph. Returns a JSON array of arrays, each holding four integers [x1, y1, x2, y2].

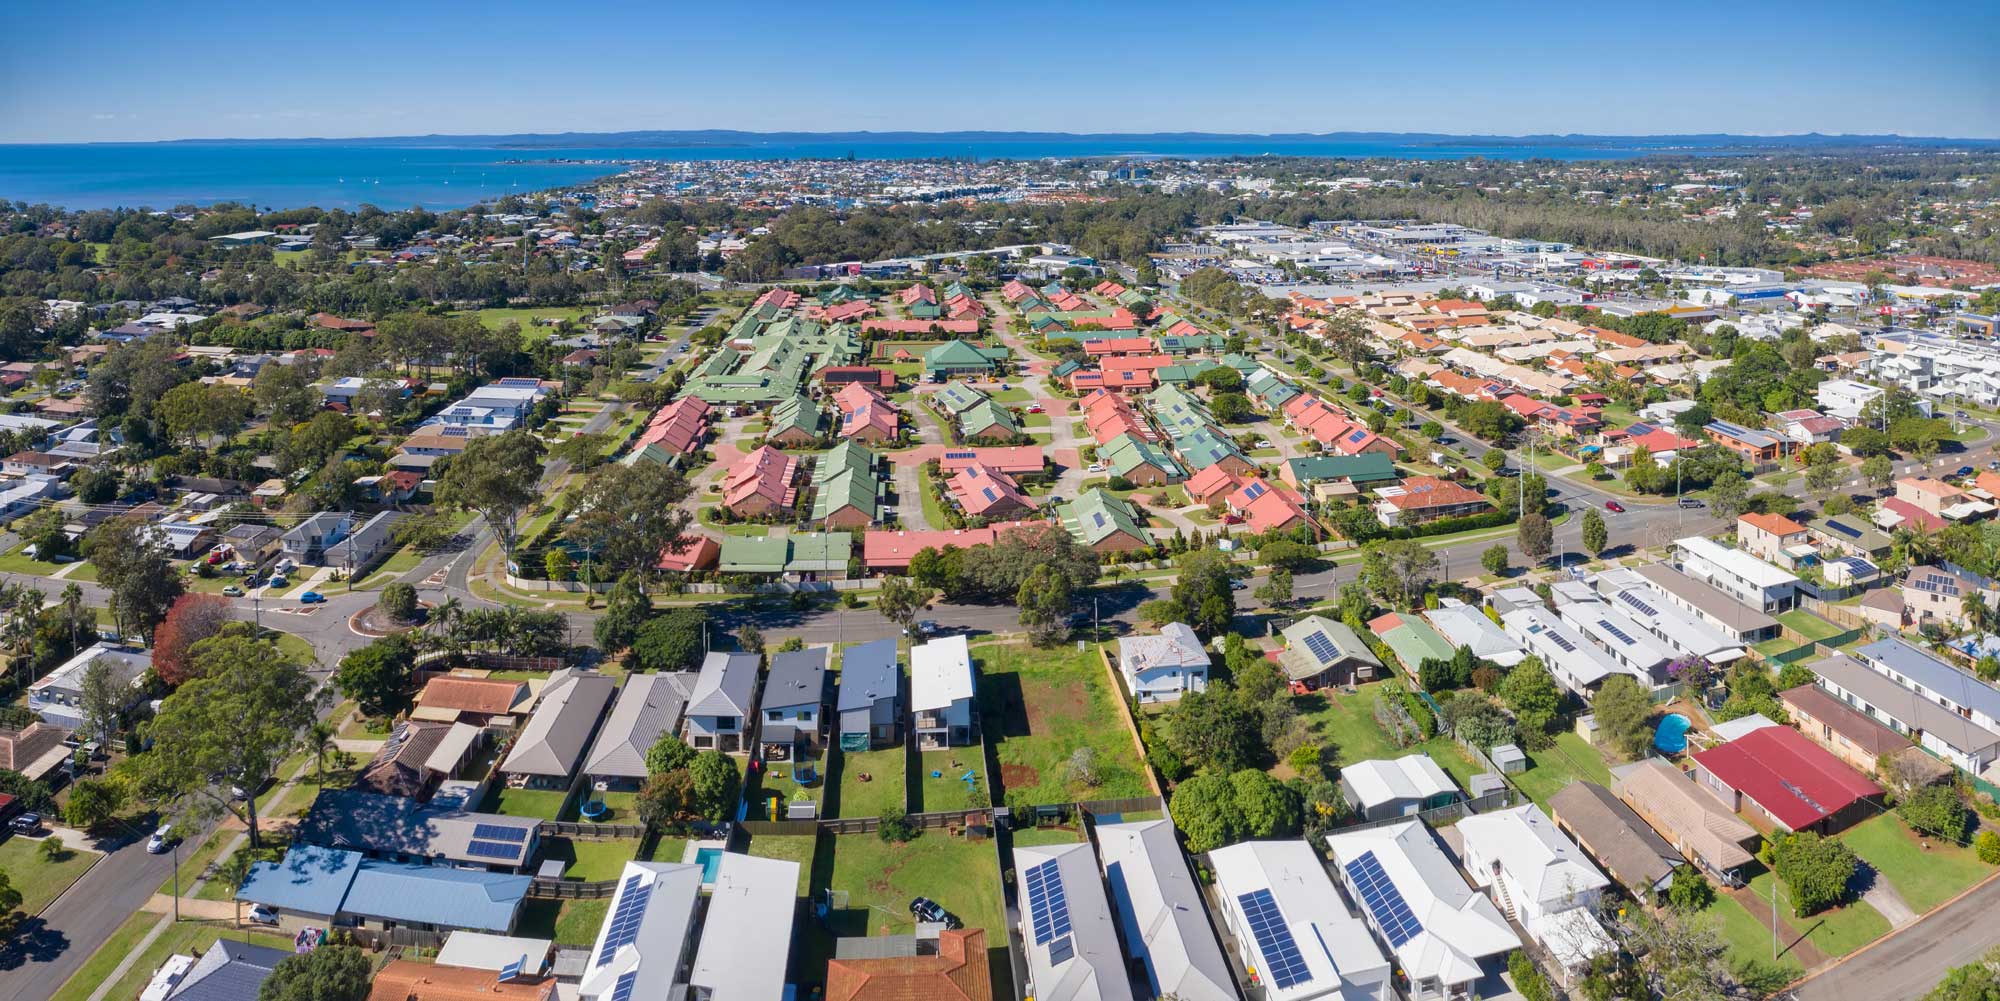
[[540, 819, 648, 839], [738, 807, 994, 838]]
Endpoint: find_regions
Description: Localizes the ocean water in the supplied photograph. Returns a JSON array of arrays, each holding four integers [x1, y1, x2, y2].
[[0, 137, 1683, 212]]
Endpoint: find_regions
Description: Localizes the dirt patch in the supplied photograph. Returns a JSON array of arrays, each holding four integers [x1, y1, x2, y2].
[[1001, 763, 1041, 789], [1024, 679, 1087, 731]]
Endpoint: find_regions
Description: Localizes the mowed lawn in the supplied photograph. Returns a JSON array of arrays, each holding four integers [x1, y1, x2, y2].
[[975, 643, 1149, 807], [0, 836, 99, 913], [916, 746, 986, 812], [1509, 732, 1615, 806], [1293, 682, 1491, 793], [48, 916, 291, 1001], [1746, 870, 1891, 958], [463, 306, 591, 339], [1844, 813, 1994, 913], [791, 832, 1011, 996], [1704, 893, 1806, 978], [744, 833, 819, 897], [540, 836, 643, 881], [833, 746, 908, 819]]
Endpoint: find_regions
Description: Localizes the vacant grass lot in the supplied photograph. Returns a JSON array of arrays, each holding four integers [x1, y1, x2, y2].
[[0, 836, 99, 913], [464, 306, 591, 338], [1291, 682, 1490, 791], [976, 642, 1149, 808], [1777, 609, 1848, 643], [1509, 731, 1615, 806], [1843, 813, 1993, 913], [790, 832, 1011, 996], [832, 746, 908, 819]]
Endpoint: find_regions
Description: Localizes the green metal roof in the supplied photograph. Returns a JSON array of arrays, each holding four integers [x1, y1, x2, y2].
[[1058, 489, 1148, 547], [1101, 433, 1185, 481], [810, 468, 879, 523], [924, 340, 1000, 373], [1376, 617, 1457, 672], [768, 395, 826, 437], [1285, 453, 1398, 484], [959, 401, 1019, 437], [932, 383, 990, 415]]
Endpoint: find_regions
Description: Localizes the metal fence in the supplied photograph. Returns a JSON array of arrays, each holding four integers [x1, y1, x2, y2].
[[540, 819, 647, 840]]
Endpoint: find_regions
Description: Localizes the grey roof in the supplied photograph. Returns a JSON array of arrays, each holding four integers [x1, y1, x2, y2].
[[1548, 781, 1683, 893], [580, 862, 704, 1001], [687, 854, 800, 1001], [764, 647, 829, 712], [1853, 637, 2000, 724], [687, 652, 760, 718], [1632, 563, 1779, 634], [503, 672, 617, 778], [166, 938, 291, 1001], [297, 787, 540, 868], [339, 857, 531, 932], [1117, 622, 1211, 674], [1015, 841, 1133, 1001], [1811, 653, 2000, 756], [233, 844, 360, 916], [837, 639, 900, 714], [1095, 820, 1235, 1001], [1277, 615, 1382, 681], [584, 673, 696, 780]]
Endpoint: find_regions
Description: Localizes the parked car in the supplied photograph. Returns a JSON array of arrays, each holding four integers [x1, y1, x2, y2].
[[1255, 440, 1274, 448], [221, 585, 244, 597], [1955, 466, 1976, 478], [1989, 460, 2000, 471], [299, 591, 326, 604], [147, 824, 176, 854], [1086, 463, 1104, 473], [8, 813, 41, 835], [247, 904, 279, 925], [268, 575, 288, 589], [1604, 500, 1624, 513], [909, 896, 963, 930]]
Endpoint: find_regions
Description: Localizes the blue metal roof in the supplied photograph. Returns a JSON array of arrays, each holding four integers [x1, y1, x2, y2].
[[341, 859, 531, 932], [235, 844, 361, 916]]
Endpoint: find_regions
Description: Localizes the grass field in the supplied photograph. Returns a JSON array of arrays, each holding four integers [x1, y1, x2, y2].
[[486, 786, 574, 820], [1291, 682, 1491, 791], [1745, 869, 1891, 958], [1509, 731, 1615, 806], [1776, 609, 1848, 644], [1011, 825, 1087, 847], [917, 747, 984, 812], [832, 746, 907, 819], [976, 642, 1150, 808], [1843, 813, 1993, 913], [541, 836, 643, 881], [464, 306, 592, 339], [0, 836, 99, 914]]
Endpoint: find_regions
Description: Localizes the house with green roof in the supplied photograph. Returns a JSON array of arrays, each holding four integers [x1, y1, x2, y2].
[[1282, 453, 1399, 498], [1368, 612, 1458, 675], [1058, 489, 1151, 554], [1245, 368, 1301, 411], [717, 532, 854, 579], [766, 395, 826, 445], [1146, 384, 1215, 439], [810, 444, 881, 530], [959, 400, 1021, 442], [923, 340, 1008, 381], [1100, 432, 1185, 486], [932, 383, 990, 416], [1172, 426, 1255, 478], [1156, 360, 1221, 386], [1220, 353, 1263, 378], [1155, 333, 1226, 355]]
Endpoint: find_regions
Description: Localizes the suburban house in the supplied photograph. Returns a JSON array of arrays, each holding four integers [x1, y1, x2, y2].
[[825, 928, 992, 1001], [1339, 755, 1461, 822], [500, 671, 618, 791], [1811, 513, 1892, 560], [757, 647, 829, 763], [1015, 841, 1133, 1001], [1631, 564, 1782, 643], [1689, 724, 1883, 834], [1703, 420, 1790, 463], [413, 675, 531, 726], [1674, 536, 1798, 614], [681, 652, 761, 754], [1736, 512, 1813, 569], [1116, 622, 1211, 704], [367, 962, 553, 1001], [1810, 646, 2000, 775], [29, 643, 150, 733], [1324, 822, 1520, 1001], [295, 788, 541, 872], [582, 673, 696, 793], [577, 861, 703, 1001], [723, 445, 799, 519], [835, 638, 902, 752], [912, 635, 977, 750], [222, 522, 282, 564], [1093, 820, 1236, 1001], [1457, 805, 1614, 977], [234, 845, 532, 942], [1547, 782, 1685, 899], [158, 939, 293, 1001], [949, 463, 1033, 520], [1208, 839, 1393, 1001], [1058, 489, 1151, 554], [1609, 759, 1757, 884], [1902, 564, 1997, 630], [0, 722, 72, 782], [353, 720, 485, 800], [1779, 683, 1917, 777], [1278, 615, 1383, 690], [1373, 477, 1491, 528], [685, 854, 800, 1001], [1500, 605, 1639, 696], [1423, 600, 1526, 667]]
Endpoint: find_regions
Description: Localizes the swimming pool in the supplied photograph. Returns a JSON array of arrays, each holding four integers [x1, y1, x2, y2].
[[695, 847, 725, 883], [1654, 713, 1692, 754]]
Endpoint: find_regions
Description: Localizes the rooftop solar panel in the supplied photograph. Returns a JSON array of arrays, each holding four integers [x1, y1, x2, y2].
[[1598, 619, 1638, 646], [472, 823, 528, 843], [1025, 860, 1072, 946], [1546, 630, 1578, 654], [1616, 591, 1660, 619], [1827, 519, 1861, 538], [1237, 888, 1312, 989], [1047, 936, 1075, 966], [463, 839, 521, 860], [1343, 851, 1425, 949], [609, 972, 638, 1001], [1302, 631, 1339, 665], [596, 874, 653, 965]]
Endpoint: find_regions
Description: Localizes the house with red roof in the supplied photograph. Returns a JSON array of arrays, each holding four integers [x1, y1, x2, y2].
[[1185, 464, 1243, 506], [949, 464, 1033, 519], [1226, 479, 1311, 535], [1498, 394, 1603, 439], [862, 522, 1050, 570], [1092, 280, 1127, 297], [900, 283, 938, 307], [937, 445, 1045, 476], [808, 299, 876, 323], [1621, 424, 1701, 458], [722, 445, 799, 518], [1689, 724, 1883, 834], [1082, 391, 1152, 444], [1082, 337, 1156, 357], [637, 396, 710, 456], [1002, 280, 1036, 304], [1738, 513, 1811, 568], [835, 383, 901, 443], [945, 294, 986, 320], [657, 535, 720, 573], [754, 288, 802, 310], [1374, 476, 1491, 528]]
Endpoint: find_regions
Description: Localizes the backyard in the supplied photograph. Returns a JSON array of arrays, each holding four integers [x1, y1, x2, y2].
[[744, 833, 819, 897], [975, 643, 1151, 808], [916, 746, 986, 812], [790, 831, 1010, 996], [745, 753, 825, 821], [485, 785, 574, 820], [831, 746, 908, 819], [539, 836, 644, 881], [1508, 731, 1616, 806], [1291, 682, 1492, 792]]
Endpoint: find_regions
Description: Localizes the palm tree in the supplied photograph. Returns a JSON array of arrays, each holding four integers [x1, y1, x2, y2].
[[305, 720, 349, 790], [1963, 591, 1996, 637], [60, 584, 84, 651]]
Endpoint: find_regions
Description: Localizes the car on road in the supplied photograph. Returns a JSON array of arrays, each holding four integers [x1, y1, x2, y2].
[[222, 585, 243, 597], [1255, 440, 1274, 448], [909, 896, 963, 930], [1955, 466, 1976, 479], [147, 824, 177, 854], [1495, 467, 1520, 477], [1678, 497, 1705, 509], [1957, 410, 1970, 419], [1604, 500, 1624, 513], [8, 813, 41, 835], [1230, 578, 1249, 591], [299, 591, 326, 604], [1989, 460, 2000, 471], [903, 619, 940, 637]]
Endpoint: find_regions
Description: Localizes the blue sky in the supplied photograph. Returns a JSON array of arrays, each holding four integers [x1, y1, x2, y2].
[[4, 0, 1995, 142]]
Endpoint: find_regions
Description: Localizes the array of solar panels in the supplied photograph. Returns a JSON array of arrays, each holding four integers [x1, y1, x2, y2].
[[1345, 428, 1371, 444], [608, 971, 638, 1001], [1913, 572, 1962, 597], [1343, 851, 1424, 949], [1243, 481, 1268, 500], [1236, 888, 1312, 989], [464, 839, 524, 860], [1302, 630, 1340, 665], [597, 874, 654, 965], [1597, 619, 1638, 646], [464, 822, 529, 862], [1544, 628, 1578, 654], [1616, 590, 1660, 619], [1024, 860, 1072, 946], [1839, 556, 1877, 577]]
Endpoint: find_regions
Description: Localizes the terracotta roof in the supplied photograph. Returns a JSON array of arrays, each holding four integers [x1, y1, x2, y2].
[[416, 675, 526, 715], [826, 928, 991, 1001], [1779, 685, 1907, 758], [1739, 512, 1807, 537], [367, 961, 554, 1001]]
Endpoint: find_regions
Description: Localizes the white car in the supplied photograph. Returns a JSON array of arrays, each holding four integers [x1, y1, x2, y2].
[[1255, 440, 1274, 448], [1086, 463, 1104, 473], [147, 824, 176, 854]]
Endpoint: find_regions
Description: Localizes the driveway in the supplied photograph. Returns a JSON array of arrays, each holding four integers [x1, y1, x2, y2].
[[1794, 872, 2000, 1000]]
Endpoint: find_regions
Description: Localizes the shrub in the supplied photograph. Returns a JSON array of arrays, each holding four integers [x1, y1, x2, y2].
[[1898, 784, 1970, 843], [1287, 742, 1325, 779], [1508, 951, 1555, 1001], [1978, 831, 2000, 865], [878, 807, 917, 843], [377, 583, 419, 622]]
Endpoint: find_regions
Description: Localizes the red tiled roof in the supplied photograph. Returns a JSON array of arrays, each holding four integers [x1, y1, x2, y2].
[[862, 522, 1050, 568], [826, 927, 991, 1001], [1691, 725, 1881, 831], [1739, 512, 1807, 537], [937, 445, 1043, 475]]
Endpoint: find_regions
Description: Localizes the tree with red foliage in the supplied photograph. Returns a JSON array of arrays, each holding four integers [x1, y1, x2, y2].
[[153, 593, 232, 686]]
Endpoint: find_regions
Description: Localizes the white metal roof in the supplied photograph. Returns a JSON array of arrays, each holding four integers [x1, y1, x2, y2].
[[1208, 840, 1391, 1001], [1095, 820, 1235, 1001], [1016, 841, 1132, 1001], [1457, 805, 1609, 908], [910, 634, 974, 712], [1340, 756, 1457, 811], [1423, 602, 1525, 667], [1677, 535, 1799, 589], [579, 862, 702, 1001], [1323, 823, 1520, 988], [687, 854, 798, 1000]]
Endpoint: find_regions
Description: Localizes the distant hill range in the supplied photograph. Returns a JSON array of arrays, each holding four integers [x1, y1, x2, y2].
[[149, 129, 2000, 152]]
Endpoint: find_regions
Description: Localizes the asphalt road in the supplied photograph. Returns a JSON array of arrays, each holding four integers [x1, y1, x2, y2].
[[0, 826, 162, 1001], [1793, 871, 2000, 999]]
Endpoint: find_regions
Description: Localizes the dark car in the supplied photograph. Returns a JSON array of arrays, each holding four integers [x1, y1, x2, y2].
[[909, 896, 963, 929], [1956, 466, 1976, 479], [8, 812, 42, 835]]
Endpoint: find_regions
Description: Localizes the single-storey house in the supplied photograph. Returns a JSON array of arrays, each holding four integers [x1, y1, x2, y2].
[[1339, 754, 1460, 822], [235, 845, 532, 942], [500, 671, 618, 790], [1547, 781, 1685, 898], [583, 672, 696, 792], [1690, 724, 1883, 835], [1277, 615, 1382, 690], [1609, 759, 1757, 883]]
